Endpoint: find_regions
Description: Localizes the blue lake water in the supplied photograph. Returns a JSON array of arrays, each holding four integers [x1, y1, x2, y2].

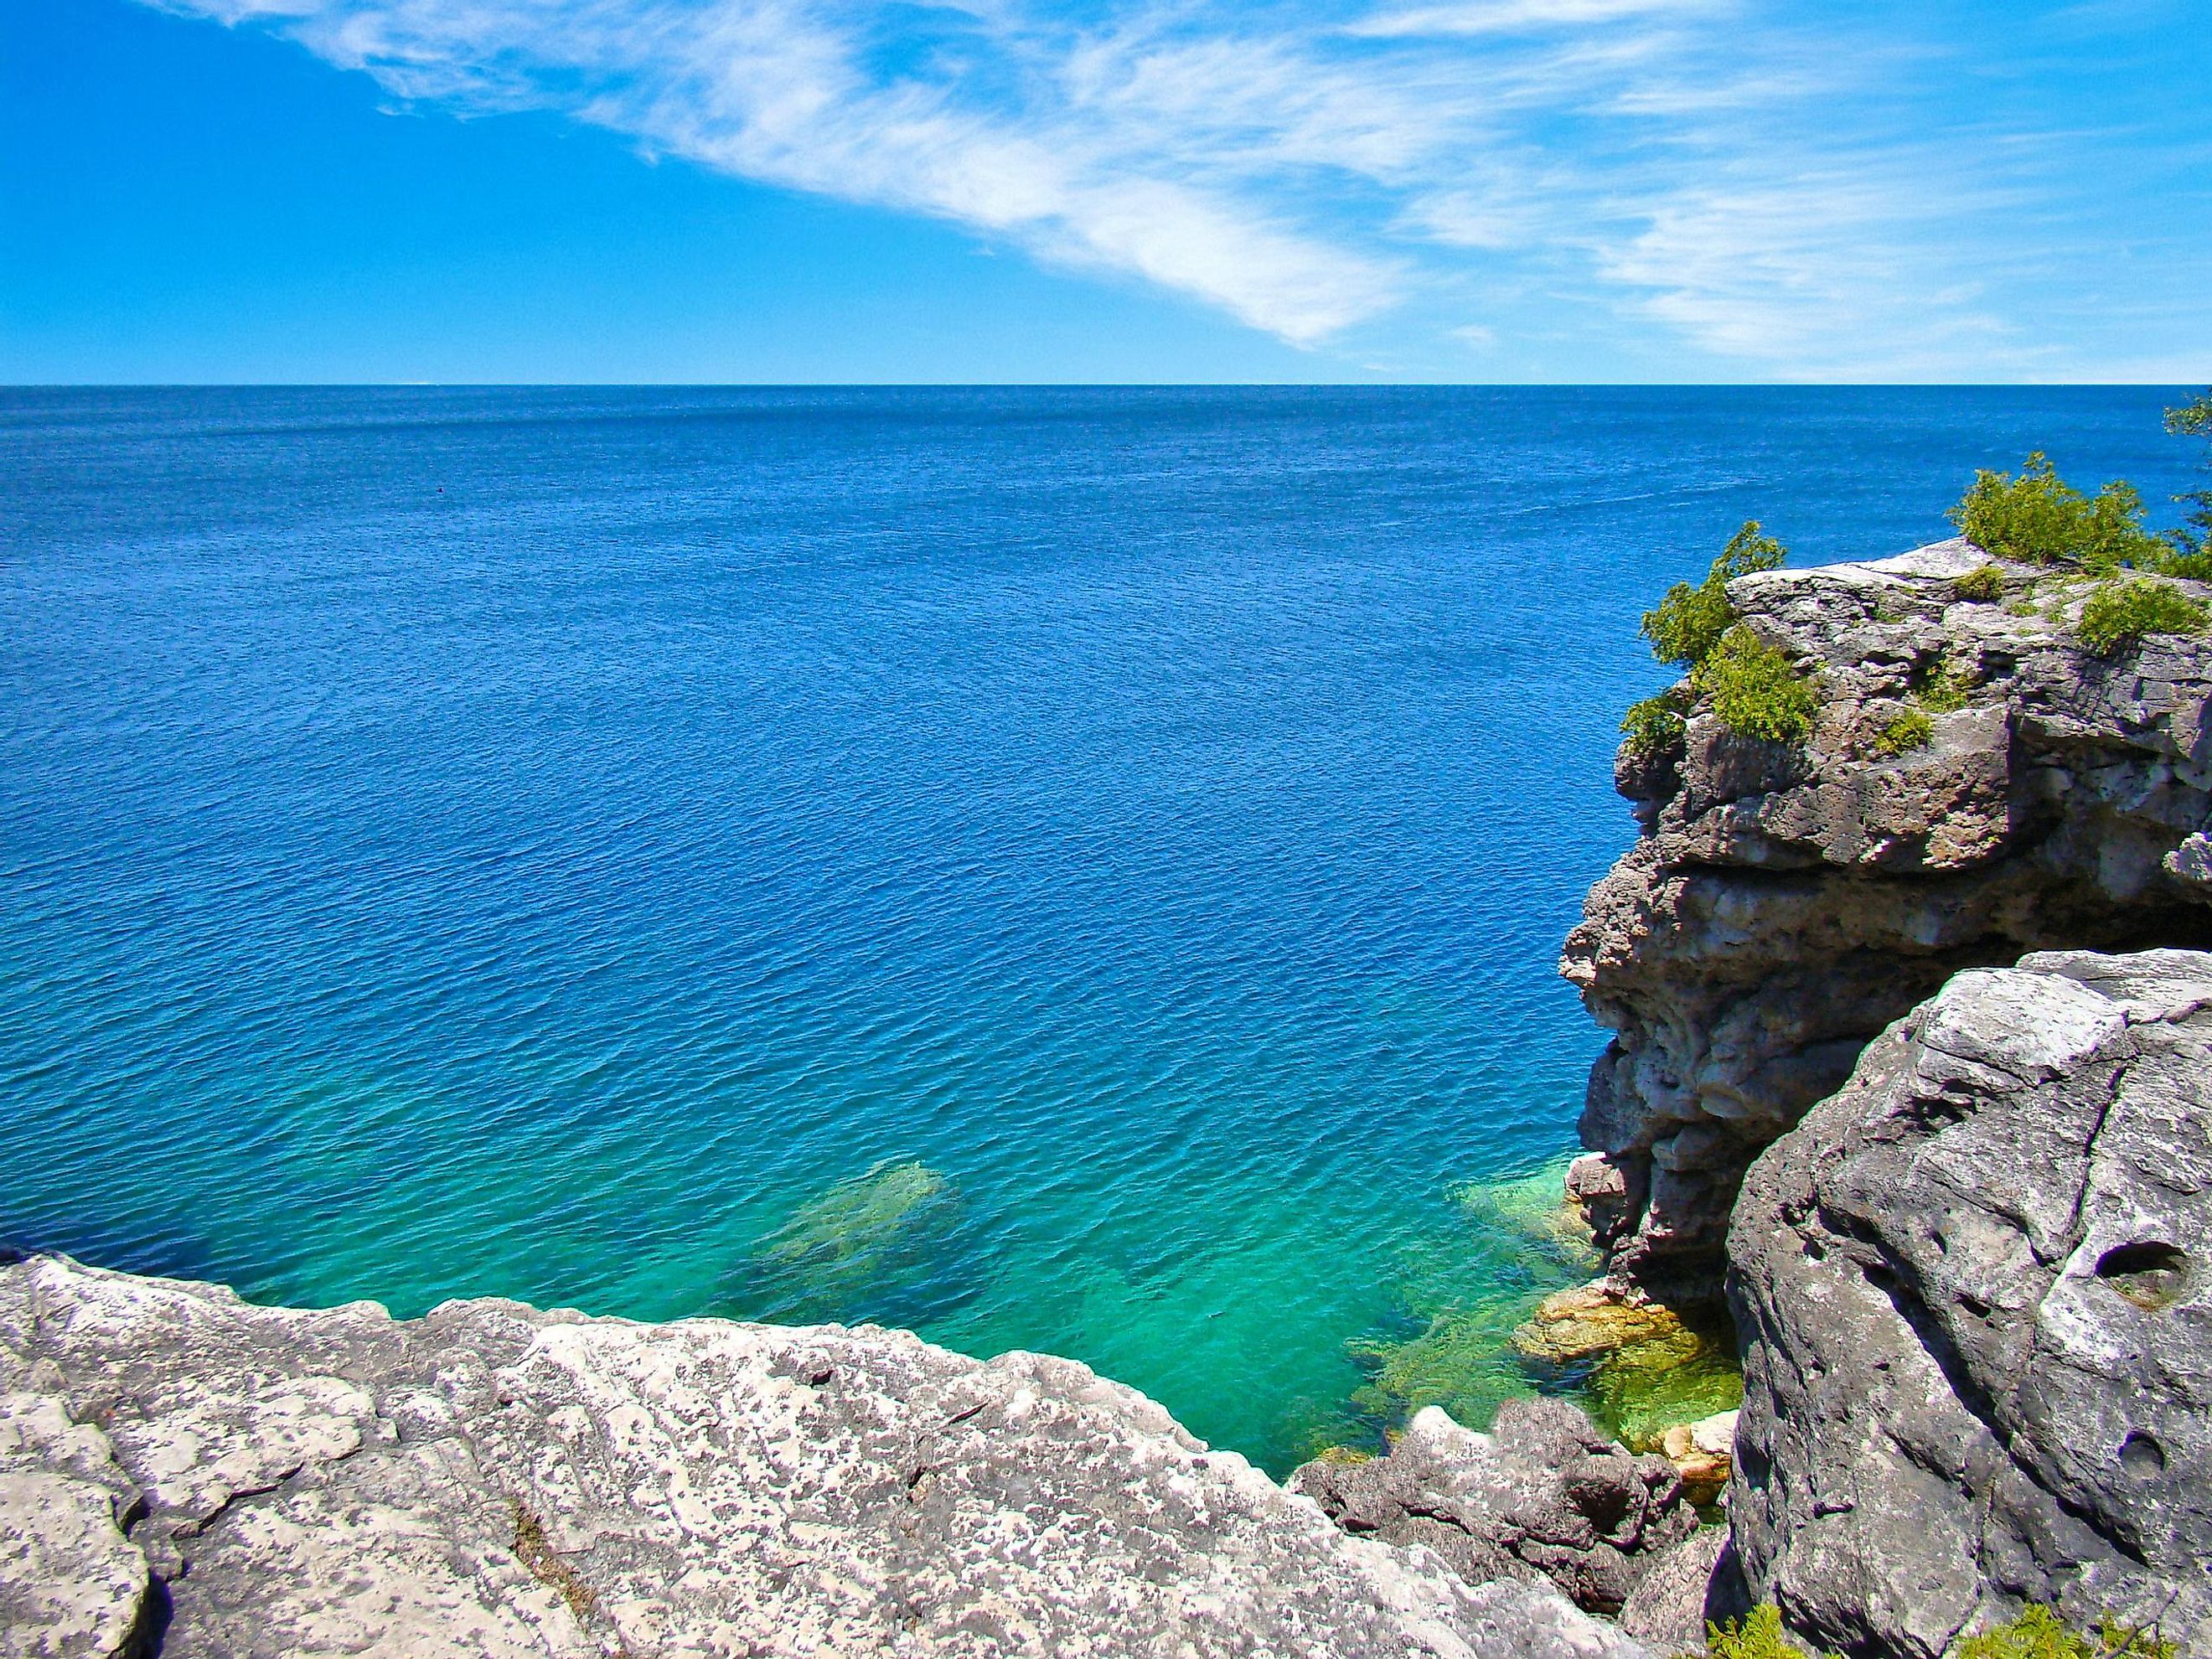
[[3, 385, 2199, 1474]]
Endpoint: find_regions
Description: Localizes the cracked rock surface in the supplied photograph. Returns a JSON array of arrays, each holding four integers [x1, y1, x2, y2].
[[1562, 541, 2212, 1301], [0, 1253, 1646, 1659], [1290, 1399, 1699, 1618], [1726, 948, 2212, 1659]]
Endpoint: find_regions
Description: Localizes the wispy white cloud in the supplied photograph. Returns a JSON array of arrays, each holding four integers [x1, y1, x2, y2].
[[1342, 0, 1703, 42], [141, 0, 2212, 375]]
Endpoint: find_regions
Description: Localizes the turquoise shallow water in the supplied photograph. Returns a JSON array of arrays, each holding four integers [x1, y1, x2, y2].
[[3, 386, 2199, 1474]]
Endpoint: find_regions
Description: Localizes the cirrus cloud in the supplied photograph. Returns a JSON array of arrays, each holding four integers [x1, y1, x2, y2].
[[143, 0, 2212, 376]]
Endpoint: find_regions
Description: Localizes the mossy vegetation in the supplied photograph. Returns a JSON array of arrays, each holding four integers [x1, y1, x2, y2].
[[1942, 399, 2212, 655], [2076, 579, 2209, 656], [512, 1501, 604, 1627], [1948, 453, 2166, 572], [1875, 707, 1933, 757], [1642, 522, 1787, 668], [1695, 627, 1819, 743], [1955, 1605, 2178, 1659], [1622, 685, 1693, 756], [1685, 1605, 1838, 1659], [1953, 563, 2007, 602], [1914, 663, 1972, 713], [2163, 389, 2212, 570], [1677, 1603, 2181, 1659]]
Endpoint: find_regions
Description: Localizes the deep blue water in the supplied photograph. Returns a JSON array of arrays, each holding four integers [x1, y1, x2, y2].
[[3, 385, 2199, 1473]]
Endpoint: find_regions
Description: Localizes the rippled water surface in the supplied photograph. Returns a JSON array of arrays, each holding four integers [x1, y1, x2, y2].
[[3, 386, 2194, 1472]]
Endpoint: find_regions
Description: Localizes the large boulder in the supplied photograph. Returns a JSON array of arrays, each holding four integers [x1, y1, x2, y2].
[[1562, 542, 2212, 1301], [1292, 1398, 1700, 1616], [0, 1253, 1646, 1659], [1726, 948, 2212, 1659]]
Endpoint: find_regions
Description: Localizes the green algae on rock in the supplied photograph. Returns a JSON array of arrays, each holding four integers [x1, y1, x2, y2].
[[1333, 1165, 1600, 1444], [1512, 1280, 1742, 1454], [736, 1159, 959, 1321]]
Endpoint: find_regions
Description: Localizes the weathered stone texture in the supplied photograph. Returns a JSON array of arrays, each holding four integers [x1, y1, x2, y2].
[[1613, 1526, 1746, 1654], [1562, 541, 2212, 1300], [0, 1253, 1645, 1659], [1290, 1399, 1698, 1618], [1725, 948, 2212, 1659]]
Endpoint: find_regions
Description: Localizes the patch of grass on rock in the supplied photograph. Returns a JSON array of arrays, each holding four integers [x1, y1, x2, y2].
[[2077, 579, 2209, 656]]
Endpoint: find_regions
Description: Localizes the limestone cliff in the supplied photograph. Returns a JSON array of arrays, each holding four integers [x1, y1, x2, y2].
[[1727, 948, 2212, 1659], [1561, 540, 2212, 1301], [0, 1252, 1642, 1659]]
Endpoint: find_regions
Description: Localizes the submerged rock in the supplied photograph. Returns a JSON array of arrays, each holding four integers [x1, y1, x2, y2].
[[1513, 1282, 1689, 1366], [0, 1253, 1646, 1659], [1654, 1411, 1735, 1507], [1726, 948, 2212, 1659], [1512, 1281, 1742, 1455], [1291, 1397, 1699, 1617], [1562, 540, 2212, 1301]]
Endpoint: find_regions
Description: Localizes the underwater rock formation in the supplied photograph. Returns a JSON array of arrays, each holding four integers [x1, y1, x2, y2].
[[1562, 540, 2212, 1301], [1727, 949, 2212, 1659], [0, 1252, 1646, 1659], [1290, 1398, 1699, 1617]]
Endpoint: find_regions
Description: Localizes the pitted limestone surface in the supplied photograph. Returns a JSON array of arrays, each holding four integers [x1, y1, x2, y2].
[[1290, 1399, 1698, 1618], [0, 1255, 1647, 1659]]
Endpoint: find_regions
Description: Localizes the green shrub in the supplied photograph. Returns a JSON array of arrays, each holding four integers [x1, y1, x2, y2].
[[1692, 1605, 1836, 1659], [2148, 547, 2212, 580], [2165, 390, 2212, 563], [2077, 579, 2209, 655], [1875, 707, 1933, 757], [1950, 453, 2166, 572], [1694, 627, 1818, 742], [1953, 564, 2007, 602], [1953, 1603, 2177, 1659], [1915, 664, 1972, 713], [1642, 522, 1787, 669], [1622, 685, 1692, 755]]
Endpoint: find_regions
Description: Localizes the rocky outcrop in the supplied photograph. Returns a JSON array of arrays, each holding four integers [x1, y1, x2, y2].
[[0, 1253, 1646, 1659], [1562, 540, 2212, 1301], [1726, 948, 2212, 1659], [1615, 1527, 1747, 1653], [1290, 1398, 1700, 1617]]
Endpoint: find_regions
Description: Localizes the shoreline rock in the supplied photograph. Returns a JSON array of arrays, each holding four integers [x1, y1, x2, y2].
[[1726, 948, 2212, 1659], [1561, 540, 2212, 1304], [1290, 1397, 1699, 1618], [0, 1252, 1644, 1659]]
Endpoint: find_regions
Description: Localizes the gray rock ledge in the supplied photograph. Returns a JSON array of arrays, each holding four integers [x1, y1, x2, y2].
[[1728, 947, 2212, 1659], [1563, 540, 2212, 1301], [0, 1253, 1646, 1659]]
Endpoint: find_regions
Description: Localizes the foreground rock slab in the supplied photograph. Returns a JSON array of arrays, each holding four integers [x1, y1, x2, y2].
[[1728, 948, 2212, 1659], [0, 1254, 1645, 1659]]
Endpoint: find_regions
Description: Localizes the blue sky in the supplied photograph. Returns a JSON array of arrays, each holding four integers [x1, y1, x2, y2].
[[3, 0, 2208, 381]]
